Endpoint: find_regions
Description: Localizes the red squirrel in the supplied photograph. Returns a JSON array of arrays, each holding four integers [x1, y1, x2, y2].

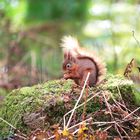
[[61, 36, 106, 87]]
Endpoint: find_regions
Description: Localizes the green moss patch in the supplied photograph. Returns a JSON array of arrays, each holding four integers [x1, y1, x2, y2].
[[0, 75, 139, 138]]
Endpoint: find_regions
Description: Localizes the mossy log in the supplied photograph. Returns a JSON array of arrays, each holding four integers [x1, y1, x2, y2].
[[0, 75, 138, 138]]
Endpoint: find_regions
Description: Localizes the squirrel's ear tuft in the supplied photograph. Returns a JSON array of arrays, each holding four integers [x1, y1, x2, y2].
[[67, 51, 71, 60], [64, 52, 67, 59], [64, 51, 71, 59], [64, 51, 76, 62]]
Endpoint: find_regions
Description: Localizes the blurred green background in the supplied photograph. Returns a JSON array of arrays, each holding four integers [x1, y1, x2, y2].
[[0, 0, 140, 88]]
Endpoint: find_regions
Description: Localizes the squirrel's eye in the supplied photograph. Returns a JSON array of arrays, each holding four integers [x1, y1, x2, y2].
[[66, 63, 72, 68]]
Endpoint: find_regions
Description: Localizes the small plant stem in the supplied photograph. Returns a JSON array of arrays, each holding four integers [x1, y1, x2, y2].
[[116, 122, 131, 140], [82, 85, 88, 121], [123, 106, 140, 120], [65, 72, 90, 129], [68, 117, 92, 130], [132, 30, 140, 48], [0, 117, 27, 139], [0, 117, 16, 130], [102, 92, 114, 119]]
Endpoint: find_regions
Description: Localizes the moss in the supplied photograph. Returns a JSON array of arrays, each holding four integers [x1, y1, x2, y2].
[[102, 75, 135, 101], [133, 87, 140, 106], [0, 75, 138, 138], [0, 79, 73, 137], [0, 88, 9, 107]]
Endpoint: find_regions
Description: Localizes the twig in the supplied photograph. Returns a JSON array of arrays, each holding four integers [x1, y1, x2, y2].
[[14, 133, 27, 140], [116, 85, 128, 112], [72, 128, 80, 135], [114, 123, 123, 139], [0, 117, 27, 139], [65, 72, 90, 129], [123, 106, 140, 120], [102, 92, 114, 119], [111, 97, 130, 119], [82, 85, 89, 121], [92, 121, 116, 126], [0, 117, 16, 130], [132, 30, 140, 48], [48, 135, 55, 140], [103, 125, 113, 132], [116, 122, 131, 140], [121, 117, 140, 124], [68, 117, 92, 130], [108, 135, 137, 139]]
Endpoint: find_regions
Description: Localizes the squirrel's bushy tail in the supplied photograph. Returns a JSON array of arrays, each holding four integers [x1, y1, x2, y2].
[[61, 35, 80, 57], [61, 35, 106, 85]]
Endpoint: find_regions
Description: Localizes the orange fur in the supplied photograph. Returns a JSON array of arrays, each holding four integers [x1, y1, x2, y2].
[[61, 36, 106, 86]]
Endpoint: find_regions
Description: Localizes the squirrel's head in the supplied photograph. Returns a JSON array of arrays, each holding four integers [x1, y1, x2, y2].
[[63, 52, 76, 71], [63, 59, 75, 71], [62, 52, 78, 79]]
